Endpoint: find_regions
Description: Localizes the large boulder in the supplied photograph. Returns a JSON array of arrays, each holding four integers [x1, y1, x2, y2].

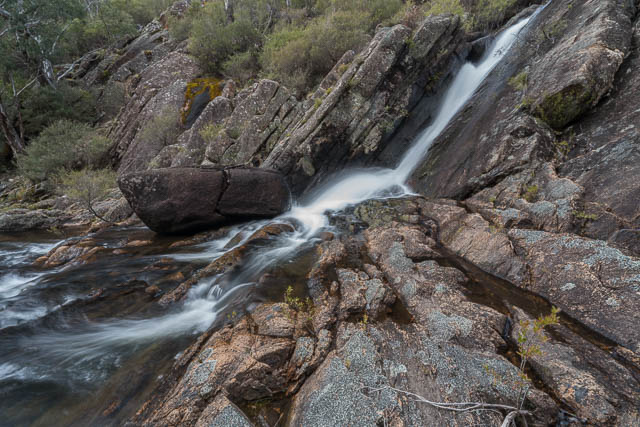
[[527, 0, 634, 129], [118, 167, 290, 233]]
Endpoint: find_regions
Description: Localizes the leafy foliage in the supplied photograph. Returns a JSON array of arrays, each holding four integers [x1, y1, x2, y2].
[[0, 0, 172, 159], [168, 0, 402, 94], [222, 50, 260, 86], [264, 0, 403, 92], [188, 2, 262, 74], [55, 167, 117, 222], [509, 71, 529, 92], [20, 83, 99, 140], [137, 107, 181, 149], [16, 120, 111, 182], [284, 285, 314, 321]]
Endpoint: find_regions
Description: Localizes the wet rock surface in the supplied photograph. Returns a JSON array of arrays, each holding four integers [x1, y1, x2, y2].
[[0, 176, 134, 233], [121, 3, 640, 423], [118, 167, 290, 233], [142, 14, 468, 196], [4, 1, 640, 426]]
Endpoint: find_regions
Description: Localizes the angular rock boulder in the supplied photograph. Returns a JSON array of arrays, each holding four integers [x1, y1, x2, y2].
[[118, 167, 290, 233], [528, 0, 634, 129]]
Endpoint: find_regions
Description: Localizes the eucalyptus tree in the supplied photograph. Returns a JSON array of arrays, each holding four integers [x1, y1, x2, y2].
[[0, 0, 84, 155]]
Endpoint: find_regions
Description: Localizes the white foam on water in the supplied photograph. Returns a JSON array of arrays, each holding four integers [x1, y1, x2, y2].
[[0, 363, 35, 381], [284, 12, 536, 234], [1, 9, 544, 374], [0, 273, 44, 299]]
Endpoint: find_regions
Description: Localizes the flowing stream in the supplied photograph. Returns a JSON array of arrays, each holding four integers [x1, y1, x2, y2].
[[0, 10, 542, 426]]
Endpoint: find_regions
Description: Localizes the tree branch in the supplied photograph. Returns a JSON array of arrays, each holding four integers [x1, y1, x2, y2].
[[365, 386, 532, 425], [0, 6, 11, 20], [88, 202, 113, 223], [500, 410, 531, 427], [0, 92, 26, 155], [49, 22, 71, 55], [56, 47, 102, 81], [14, 76, 39, 98]]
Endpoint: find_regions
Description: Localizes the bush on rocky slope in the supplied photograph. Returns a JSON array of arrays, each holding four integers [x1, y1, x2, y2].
[[0, 0, 173, 162], [16, 120, 111, 183], [424, 0, 528, 31]]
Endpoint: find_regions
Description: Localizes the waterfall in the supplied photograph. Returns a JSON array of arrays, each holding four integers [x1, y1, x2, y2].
[[1, 9, 542, 367], [288, 11, 538, 235]]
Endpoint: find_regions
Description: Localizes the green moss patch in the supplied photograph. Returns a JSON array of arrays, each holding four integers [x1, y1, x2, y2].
[[535, 84, 595, 129]]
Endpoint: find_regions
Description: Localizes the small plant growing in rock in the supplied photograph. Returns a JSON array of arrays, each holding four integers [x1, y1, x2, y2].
[[359, 313, 369, 329], [55, 168, 117, 223], [200, 123, 224, 144], [555, 139, 570, 156], [138, 107, 181, 148], [227, 127, 242, 140], [226, 310, 238, 322], [539, 19, 567, 44], [523, 185, 539, 203], [509, 71, 528, 92], [513, 307, 560, 406], [516, 96, 533, 111], [284, 285, 314, 321], [337, 63, 349, 76], [573, 211, 598, 221]]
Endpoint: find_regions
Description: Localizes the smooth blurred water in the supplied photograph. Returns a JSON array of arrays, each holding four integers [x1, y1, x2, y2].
[[0, 9, 542, 426]]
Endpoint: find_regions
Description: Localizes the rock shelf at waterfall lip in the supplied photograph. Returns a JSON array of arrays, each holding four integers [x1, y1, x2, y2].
[[117, 166, 292, 234]]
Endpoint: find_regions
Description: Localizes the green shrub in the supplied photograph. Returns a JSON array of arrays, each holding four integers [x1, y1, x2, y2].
[[20, 83, 99, 140], [168, 2, 201, 41], [261, 9, 371, 93], [55, 168, 117, 222], [222, 50, 260, 86], [64, 6, 136, 57], [137, 108, 181, 148], [16, 120, 111, 183], [99, 81, 127, 119], [464, 0, 518, 31], [200, 123, 224, 144], [422, 0, 520, 32], [509, 71, 528, 92], [424, 0, 465, 19], [392, 0, 428, 30], [112, 0, 174, 27], [188, 2, 262, 73]]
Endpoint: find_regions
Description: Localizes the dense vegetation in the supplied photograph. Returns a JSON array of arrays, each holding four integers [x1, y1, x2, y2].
[[175, 0, 405, 93], [0, 0, 172, 161], [175, 0, 523, 93], [1, 0, 524, 211], [0, 0, 169, 215]]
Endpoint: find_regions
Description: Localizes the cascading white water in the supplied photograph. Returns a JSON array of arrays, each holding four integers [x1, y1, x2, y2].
[[287, 12, 536, 235], [3, 10, 542, 368]]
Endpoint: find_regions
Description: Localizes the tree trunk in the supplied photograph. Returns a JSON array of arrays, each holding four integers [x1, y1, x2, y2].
[[0, 94, 26, 156], [224, 0, 234, 23]]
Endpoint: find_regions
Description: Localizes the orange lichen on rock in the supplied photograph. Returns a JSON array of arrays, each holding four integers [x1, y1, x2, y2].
[[181, 77, 223, 124]]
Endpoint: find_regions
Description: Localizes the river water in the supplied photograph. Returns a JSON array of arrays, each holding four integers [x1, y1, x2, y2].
[[0, 10, 542, 426]]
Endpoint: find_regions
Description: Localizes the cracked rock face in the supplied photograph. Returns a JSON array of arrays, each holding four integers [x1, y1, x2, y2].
[[117, 167, 290, 233]]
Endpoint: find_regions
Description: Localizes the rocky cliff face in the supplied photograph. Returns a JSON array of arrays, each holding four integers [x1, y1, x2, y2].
[[8, 0, 638, 425], [106, 12, 468, 196]]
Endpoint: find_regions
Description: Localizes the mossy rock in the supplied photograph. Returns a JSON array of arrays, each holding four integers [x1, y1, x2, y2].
[[354, 199, 416, 228], [534, 83, 597, 130]]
